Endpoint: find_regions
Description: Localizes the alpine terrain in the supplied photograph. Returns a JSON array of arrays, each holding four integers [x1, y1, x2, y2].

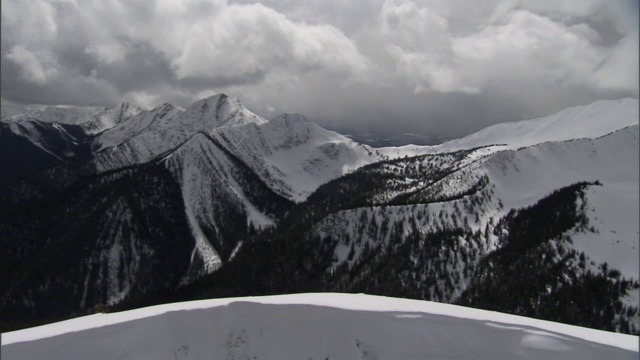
[[0, 95, 638, 339], [2, 293, 638, 359]]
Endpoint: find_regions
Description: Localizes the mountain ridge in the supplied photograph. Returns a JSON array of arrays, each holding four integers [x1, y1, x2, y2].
[[0, 96, 638, 335], [379, 97, 639, 158]]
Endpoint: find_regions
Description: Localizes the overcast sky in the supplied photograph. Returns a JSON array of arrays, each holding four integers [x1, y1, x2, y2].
[[1, 0, 638, 136]]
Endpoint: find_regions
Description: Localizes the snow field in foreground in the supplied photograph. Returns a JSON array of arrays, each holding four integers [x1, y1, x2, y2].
[[2, 293, 638, 360]]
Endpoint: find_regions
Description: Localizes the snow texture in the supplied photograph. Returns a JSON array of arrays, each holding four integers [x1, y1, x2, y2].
[[479, 126, 639, 279], [379, 98, 639, 158], [2, 293, 637, 359], [213, 113, 383, 201]]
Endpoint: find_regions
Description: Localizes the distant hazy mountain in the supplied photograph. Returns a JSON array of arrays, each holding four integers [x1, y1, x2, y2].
[[341, 130, 452, 147]]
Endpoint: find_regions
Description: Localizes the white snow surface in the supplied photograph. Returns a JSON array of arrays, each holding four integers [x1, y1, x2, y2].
[[571, 185, 639, 280], [379, 98, 639, 158], [2, 293, 637, 359], [213, 114, 383, 201]]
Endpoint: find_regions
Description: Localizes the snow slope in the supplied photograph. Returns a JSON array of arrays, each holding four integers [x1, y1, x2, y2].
[[478, 125, 639, 279], [380, 98, 639, 158], [2, 121, 73, 162], [355, 103, 640, 295], [309, 125, 639, 309], [89, 97, 383, 201], [213, 114, 383, 201], [2, 293, 637, 359], [163, 133, 279, 277], [0, 102, 45, 120], [92, 94, 266, 171], [2, 102, 144, 135]]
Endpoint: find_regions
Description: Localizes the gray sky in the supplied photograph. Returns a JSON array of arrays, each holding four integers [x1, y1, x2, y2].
[[1, 0, 638, 137]]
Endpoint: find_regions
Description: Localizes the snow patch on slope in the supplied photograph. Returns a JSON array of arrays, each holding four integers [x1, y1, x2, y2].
[[164, 133, 279, 277], [2, 121, 66, 161], [569, 180, 639, 280], [182, 173, 223, 276], [213, 114, 384, 201]]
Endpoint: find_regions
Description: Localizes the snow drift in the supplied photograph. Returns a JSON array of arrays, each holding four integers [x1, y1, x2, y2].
[[2, 293, 638, 359]]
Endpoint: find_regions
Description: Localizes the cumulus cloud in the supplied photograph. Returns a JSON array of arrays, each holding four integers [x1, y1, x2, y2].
[[593, 36, 639, 92], [6, 45, 58, 85], [1, 0, 370, 102], [374, 0, 634, 96], [1, 0, 637, 136], [170, 3, 370, 81]]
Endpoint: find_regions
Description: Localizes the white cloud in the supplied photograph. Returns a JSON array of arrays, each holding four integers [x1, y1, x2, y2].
[[1, 0, 58, 45], [517, 0, 607, 21], [593, 36, 640, 94], [378, 0, 470, 93], [170, 3, 370, 81], [85, 43, 127, 65], [6, 0, 370, 88], [451, 10, 607, 87], [372, 1, 630, 95], [6, 45, 58, 85]]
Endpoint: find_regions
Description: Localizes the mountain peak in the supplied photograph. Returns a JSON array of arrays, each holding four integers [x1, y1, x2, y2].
[[270, 113, 309, 123], [263, 113, 319, 143], [192, 93, 234, 111], [202, 93, 229, 102], [109, 101, 145, 121], [183, 94, 266, 130]]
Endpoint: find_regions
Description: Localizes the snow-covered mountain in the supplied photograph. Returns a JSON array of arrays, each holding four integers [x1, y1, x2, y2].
[[0, 119, 90, 184], [0, 101, 144, 183], [2, 293, 637, 359], [91, 94, 265, 170], [212, 113, 383, 201], [0, 96, 638, 336], [0, 93, 380, 321], [303, 125, 638, 317], [379, 98, 639, 158], [2, 101, 144, 135], [85, 94, 382, 277], [320, 125, 639, 273], [91, 96, 383, 201]]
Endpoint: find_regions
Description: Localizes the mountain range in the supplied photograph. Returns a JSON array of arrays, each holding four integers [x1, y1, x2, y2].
[[0, 95, 638, 335]]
